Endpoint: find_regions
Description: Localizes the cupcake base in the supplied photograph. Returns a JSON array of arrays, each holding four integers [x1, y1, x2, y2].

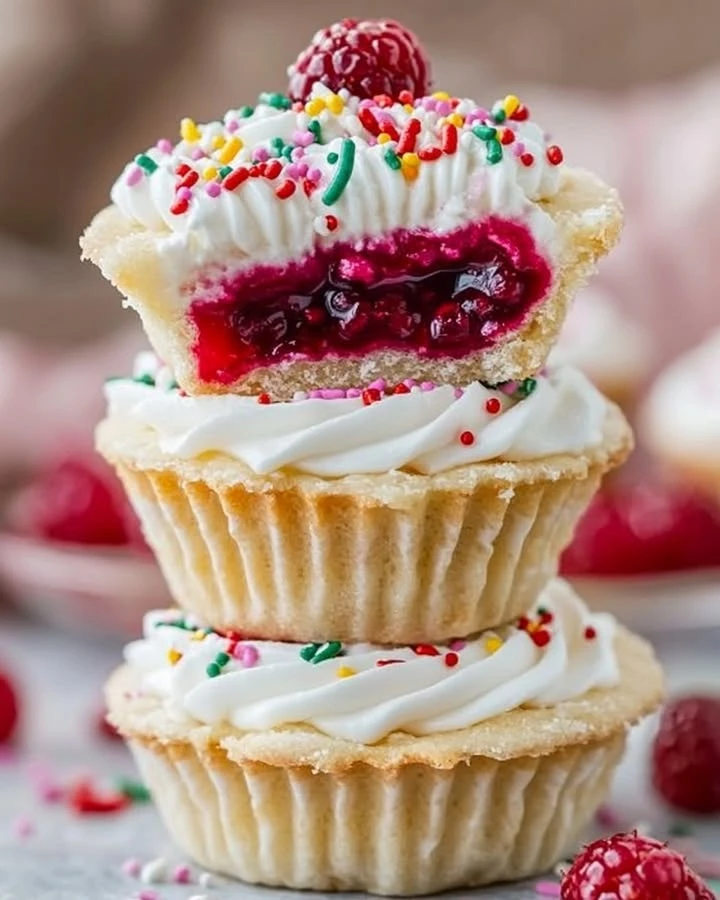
[[107, 625, 662, 895], [97, 404, 632, 644]]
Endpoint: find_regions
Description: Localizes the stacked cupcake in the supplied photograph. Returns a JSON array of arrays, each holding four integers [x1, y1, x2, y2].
[[84, 18, 663, 895]]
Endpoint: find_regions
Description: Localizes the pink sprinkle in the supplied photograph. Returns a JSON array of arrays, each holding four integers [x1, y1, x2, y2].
[[239, 645, 259, 668], [449, 639, 466, 651], [13, 816, 34, 840], [453, 387, 464, 399], [285, 164, 300, 180], [368, 378, 386, 392], [291, 147, 306, 162], [176, 187, 193, 202], [321, 388, 346, 399], [173, 864, 192, 884], [252, 147, 270, 163], [156, 138, 173, 154], [358, 99, 375, 109], [125, 166, 144, 187], [122, 858, 142, 878], [499, 381, 519, 395], [535, 882, 561, 897], [403, 379, 418, 388], [295, 162, 309, 178], [137, 891, 159, 900], [346, 388, 362, 399], [190, 147, 205, 161], [512, 142, 526, 157], [205, 182, 221, 198], [226, 119, 240, 133], [421, 97, 436, 111], [367, 137, 378, 147], [306, 167, 322, 183], [436, 101, 452, 117], [292, 130, 315, 147], [308, 389, 324, 399], [420, 381, 436, 392]]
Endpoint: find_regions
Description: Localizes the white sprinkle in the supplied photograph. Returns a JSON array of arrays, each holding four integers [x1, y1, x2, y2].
[[132, 351, 160, 381], [198, 872, 215, 888], [189, 895, 209, 900], [139, 857, 168, 884], [313, 216, 331, 237], [293, 391, 308, 402]]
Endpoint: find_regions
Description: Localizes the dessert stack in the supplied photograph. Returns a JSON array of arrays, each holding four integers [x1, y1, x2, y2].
[[83, 18, 663, 895]]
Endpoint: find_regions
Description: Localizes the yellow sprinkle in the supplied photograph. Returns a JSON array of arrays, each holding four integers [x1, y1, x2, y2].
[[503, 94, 520, 116], [180, 117, 201, 143], [377, 133, 392, 144], [432, 91, 450, 100], [485, 636, 503, 655], [326, 93, 345, 115], [404, 103, 414, 114], [212, 135, 226, 150], [305, 97, 326, 117], [336, 666, 357, 679], [167, 649, 183, 666], [526, 621, 540, 634], [191, 630, 207, 642], [446, 113, 464, 128], [202, 166, 218, 181], [218, 136, 242, 165], [402, 152, 420, 168], [402, 162, 419, 181]]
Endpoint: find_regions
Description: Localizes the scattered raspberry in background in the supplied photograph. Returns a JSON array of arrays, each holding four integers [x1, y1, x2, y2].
[[288, 18, 431, 103], [0, 668, 20, 743], [652, 695, 720, 814], [561, 482, 720, 577], [561, 832, 715, 899]]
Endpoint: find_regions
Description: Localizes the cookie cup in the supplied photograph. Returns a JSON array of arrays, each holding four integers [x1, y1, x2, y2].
[[97, 403, 632, 643], [106, 625, 662, 896]]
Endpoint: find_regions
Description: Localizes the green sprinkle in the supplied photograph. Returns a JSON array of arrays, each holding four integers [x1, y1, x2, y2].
[[327, 151, 339, 164], [155, 619, 192, 631], [312, 641, 344, 664], [238, 105, 254, 119], [206, 662, 221, 678], [271, 136, 285, 155], [135, 153, 158, 174], [260, 92, 291, 111], [215, 652, 231, 667], [472, 124, 497, 141], [308, 119, 323, 144], [133, 373, 155, 386], [104, 375, 123, 383], [116, 778, 151, 804], [322, 139, 355, 205], [519, 377, 537, 397], [218, 165, 232, 178], [491, 105, 507, 124], [486, 139, 503, 165], [281, 145, 293, 160], [383, 148, 402, 171], [300, 643, 320, 662]]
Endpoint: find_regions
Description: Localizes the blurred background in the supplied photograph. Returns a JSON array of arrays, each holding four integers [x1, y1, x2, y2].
[[0, 2, 719, 884]]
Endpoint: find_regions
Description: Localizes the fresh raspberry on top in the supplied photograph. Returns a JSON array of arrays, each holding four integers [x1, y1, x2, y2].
[[652, 695, 720, 814], [288, 18, 431, 103], [561, 832, 715, 900]]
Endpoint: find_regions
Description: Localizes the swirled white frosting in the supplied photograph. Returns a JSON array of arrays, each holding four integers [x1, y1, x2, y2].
[[105, 360, 608, 476], [124, 579, 619, 744], [109, 84, 563, 287]]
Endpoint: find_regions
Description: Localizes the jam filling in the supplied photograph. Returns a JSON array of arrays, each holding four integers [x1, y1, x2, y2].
[[189, 218, 552, 384]]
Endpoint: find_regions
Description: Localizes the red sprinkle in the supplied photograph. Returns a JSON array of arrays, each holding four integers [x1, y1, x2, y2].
[[584, 626, 597, 641], [325, 214, 339, 232], [358, 107, 380, 135], [224, 167, 249, 191], [175, 163, 191, 177], [510, 104, 530, 121], [302, 179, 316, 197], [264, 159, 283, 180], [376, 658, 405, 667], [68, 780, 129, 816], [516, 616, 530, 631], [257, 393, 272, 405], [530, 630, 551, 648], [398, 90, 415, 105], [395, 117, 421, 155], [275, 179, 296, 199], [177, 170, 199, 189], [374, 94, 393, 108], [362, 388, 382, 406], [418, 146, 442, 162], [539, 611, 554, 625], [444, 652, 459, 668], [441, 123, 458, 154], [520, 152, 535, 167], [485, 398, 501, 414], [460, 430, 475, 446], [413, 644, 440, 657], [249, 164, 265, 178], [546, 145, 564, 165], [392, 383, 411, 394], [170, 198, 189, 215], [499, 128, 515, 145], [379, 121, 400, 142]]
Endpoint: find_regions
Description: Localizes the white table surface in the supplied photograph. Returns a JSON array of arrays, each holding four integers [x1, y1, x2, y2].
[[0, 609, 718, 900]]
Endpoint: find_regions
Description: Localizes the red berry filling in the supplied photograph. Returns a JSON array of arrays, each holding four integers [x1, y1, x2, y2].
[[189, 218, 552, 384]]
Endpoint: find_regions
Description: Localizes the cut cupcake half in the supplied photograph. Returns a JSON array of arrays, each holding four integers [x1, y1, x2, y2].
[[81, 65, 621, 399]]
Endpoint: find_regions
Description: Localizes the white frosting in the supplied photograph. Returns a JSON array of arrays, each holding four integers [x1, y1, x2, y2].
[[642, 328, 720, 460], [550, 288, 653, 390], [124, 579, 619, 745], [106, 362, 608, 477], [110, 85, 562, 292]]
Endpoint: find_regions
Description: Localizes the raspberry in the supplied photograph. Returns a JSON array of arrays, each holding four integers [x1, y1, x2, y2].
[[652, 695, 720, 814], [9, 456, 141, 547], [0, 668, 20, 743], [560, 482, 720, 576], [288, 18, 431, 103], [561, 832, 714, 900]]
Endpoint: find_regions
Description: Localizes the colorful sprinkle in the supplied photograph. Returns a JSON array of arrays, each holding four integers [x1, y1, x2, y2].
[[485, 636, 504, 654], [180, 117, 201, 143], [134, 154, 158, 175], [413, 644, 440, 657], [336, 666, 357, 679], [300, 641, 344, 664], [460, 430, 475, 446], [322, 138, 356, 205], [444, 652, 459, 668], [485, 397, 501, 414]]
